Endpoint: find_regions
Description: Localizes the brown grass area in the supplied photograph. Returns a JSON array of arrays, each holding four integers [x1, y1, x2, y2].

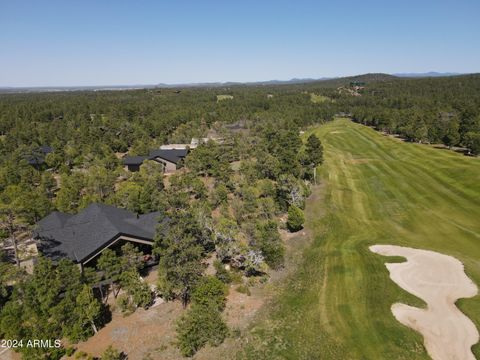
[[69, 302, 184, 360]]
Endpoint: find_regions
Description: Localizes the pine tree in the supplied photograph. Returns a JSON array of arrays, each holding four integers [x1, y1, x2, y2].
[[464, 132, 480, 155], [287, 205, 305, 232], [0, 185, 31, 267], [176, 303, 228, 357], [75, 284, 101, 335], [442, 118, 461, 148], [97, 249, 123, 299], [155, 209, 206, 307], [305, 134, 324, 166]]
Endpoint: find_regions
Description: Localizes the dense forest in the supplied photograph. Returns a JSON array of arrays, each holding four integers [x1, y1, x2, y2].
[[0, 73, 479, 358], [341, 74, 480, 152]]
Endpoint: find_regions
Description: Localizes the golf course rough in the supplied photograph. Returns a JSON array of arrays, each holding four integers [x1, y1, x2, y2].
[[240, 119, 480, 360], [370, 245, 479, 360]]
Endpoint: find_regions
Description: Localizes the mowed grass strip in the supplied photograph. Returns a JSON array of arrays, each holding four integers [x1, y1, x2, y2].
[[241, 118, 480, 360]]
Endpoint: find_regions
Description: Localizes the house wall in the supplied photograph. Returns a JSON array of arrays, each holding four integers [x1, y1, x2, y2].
[[160, 144, 189, 150], [126, 164, 141, 172], [163, 160, 177, 173], [125, 158, 177, 173], [151, 157, 177, 173], [82, 235, 154, 266]]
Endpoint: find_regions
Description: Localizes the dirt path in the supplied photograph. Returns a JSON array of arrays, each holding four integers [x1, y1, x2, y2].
[[370, 245, 479, 360]]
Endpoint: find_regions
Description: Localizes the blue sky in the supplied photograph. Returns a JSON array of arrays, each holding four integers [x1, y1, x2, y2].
[[1, 0, 479, 86]]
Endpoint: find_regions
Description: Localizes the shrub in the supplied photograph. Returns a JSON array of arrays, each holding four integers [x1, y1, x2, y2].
[[230, 270, 243, 284], [120, 270, 153, 309], [236, 284, 251, 296], [176, 303, 228, 357], [287, 205, 305, 232], [74, 351, 94, 360], [213, 183, 229, 206], [191, 276, 227, 311], [259, 240, 285, 269], [213, 260, 232, 283], [131, 281, 153, 309], [156, 268, 176, 300], [101, 345, 124, 360], [65, 347, 76, 356], [117, 294, 134, 315], [256, 220, 284, 269]]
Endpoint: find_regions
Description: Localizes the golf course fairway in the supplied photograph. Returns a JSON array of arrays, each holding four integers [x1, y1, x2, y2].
[[241, 118, 480, 360]]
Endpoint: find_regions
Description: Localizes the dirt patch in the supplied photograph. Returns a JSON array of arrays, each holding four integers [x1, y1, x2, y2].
[[0, 348, 20, 360], [142, 267, 159, 285], [370, 245, 479, 360], [224, 286, 266, 329], [69, 301, 183, 360], [115, 152, 127, 159], [279, 228, 307, 241], [69, 273, 269, 359]]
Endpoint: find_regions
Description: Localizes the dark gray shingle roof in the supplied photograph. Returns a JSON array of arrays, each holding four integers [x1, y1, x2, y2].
[[122, 156, 148, 165], [25, 145, 54, 166], [148, 149, 188, 164], [38, 145, 54, 154], [35, 203, 164, 264], [122, 149, 188, 167]]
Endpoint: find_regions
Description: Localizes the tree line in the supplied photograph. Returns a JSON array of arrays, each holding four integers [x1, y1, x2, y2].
[[340, 74, 480, 154]]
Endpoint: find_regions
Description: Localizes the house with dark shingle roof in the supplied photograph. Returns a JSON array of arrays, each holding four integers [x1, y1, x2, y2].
[[122, 148, 188, 173], [122, 156, 149, 172], [34, 203, 166, 267], [25, 145, 54, 168]]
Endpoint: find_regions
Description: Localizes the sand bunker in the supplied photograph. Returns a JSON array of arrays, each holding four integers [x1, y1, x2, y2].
[[370, 245, 479, 360]]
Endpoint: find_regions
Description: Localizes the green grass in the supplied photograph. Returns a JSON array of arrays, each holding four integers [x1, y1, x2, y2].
[[217, 94, 234, 102], [310, 93, 331, 103], [241, 118, 480, 359]]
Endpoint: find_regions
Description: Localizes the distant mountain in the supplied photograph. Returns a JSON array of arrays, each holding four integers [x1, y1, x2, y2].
[[7, 72, 463, 94], [304, 73, 398, 88], [393, 72, 462, 78], [155, 77, 333, 88], [341, 73, 397, 82]]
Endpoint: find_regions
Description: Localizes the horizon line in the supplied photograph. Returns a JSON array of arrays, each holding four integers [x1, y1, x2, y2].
[[0, 71, 472, 91]]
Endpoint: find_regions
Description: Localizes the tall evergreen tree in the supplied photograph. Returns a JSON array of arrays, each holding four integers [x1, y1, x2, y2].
[[305, 134, 324, 166], [155, 209, 206, 307], [74, 284, 102, 335]]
